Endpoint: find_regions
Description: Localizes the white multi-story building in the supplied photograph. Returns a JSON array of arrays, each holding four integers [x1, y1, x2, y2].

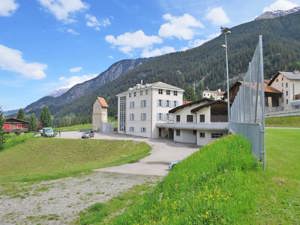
[[117, 82, 184, 138]]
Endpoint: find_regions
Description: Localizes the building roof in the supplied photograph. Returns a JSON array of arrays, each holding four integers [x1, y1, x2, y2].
[[269, 71, 300, 85], [191, 100, 227, 113], [5, 118, 29, 124], [97, 97, 108, 108], [169, 98, 214, 113], [150, 82, 184, 91]]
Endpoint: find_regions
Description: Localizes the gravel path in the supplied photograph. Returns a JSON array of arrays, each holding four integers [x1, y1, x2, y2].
[[0, 172, 158, 225]]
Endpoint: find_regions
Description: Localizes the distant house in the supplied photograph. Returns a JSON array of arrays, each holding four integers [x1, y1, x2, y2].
[[226, 71, 300, 113], [202, 89, 224, 100], [92, 97, 108, 131], [3, 118, 29, 133]]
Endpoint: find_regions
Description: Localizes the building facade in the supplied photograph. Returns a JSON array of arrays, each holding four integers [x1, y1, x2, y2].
[[92, 97, 108, 131], [117, 82, 184, 138], [3, 118, 29, 133], [202, 89, 224, 100], [157, 99, 228, 146]]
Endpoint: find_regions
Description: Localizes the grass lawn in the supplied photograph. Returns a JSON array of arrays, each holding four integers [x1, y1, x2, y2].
[[56, 124, 92, 132], [78, 129, 300, 225], [1, 133, 34, 150], [266, 115, 300, 127], [0, 138, 150, 183]]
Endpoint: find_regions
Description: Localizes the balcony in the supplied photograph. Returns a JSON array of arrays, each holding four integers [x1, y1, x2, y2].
[[156, 122, 228, 131]]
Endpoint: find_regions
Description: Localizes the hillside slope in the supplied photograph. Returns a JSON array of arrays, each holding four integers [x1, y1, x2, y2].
[[26, 12, 300, 120]]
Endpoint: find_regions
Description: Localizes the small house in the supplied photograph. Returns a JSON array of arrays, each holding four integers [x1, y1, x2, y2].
[[3, 118, 29, 133]]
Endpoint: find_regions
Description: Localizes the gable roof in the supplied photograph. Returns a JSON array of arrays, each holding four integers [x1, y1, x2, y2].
[[97, 97, 108, 108], [5, 118, 29, 124], [169, 98, 214, 113], [191, 100, 227, 113], [269, 71, 300, 85]]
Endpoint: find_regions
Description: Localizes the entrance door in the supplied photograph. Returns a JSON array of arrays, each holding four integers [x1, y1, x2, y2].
[[168, 129, 174, 140], [159, 128, 162, 137]]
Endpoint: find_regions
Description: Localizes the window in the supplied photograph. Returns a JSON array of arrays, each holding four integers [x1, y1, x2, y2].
[[276, 79, 279, 82], [141, 127, 146, 133], [174, 101, 178, 107], [286, 99, 289, 104], [166, 113, 170, 121], [141, 100, 147, 107], [145, 89, 148, 95], [158, 99, 163, 107], [282, 83, 283, 88], [129, 127, 134, 132], [176, 115, 180, 122], [130, 113, 135, 121], [286, 83, 288, 88], [211, 133, 223, 139], [140, 90, 143, 96], [286, 91, 288, 96], [130, 101, 135, 109], [166, 90, 170, 95], [200, 114, 205, 123], [174, 91, 178, 96], [166, 100, 170, 107], [134, 92, 137, 97], [158, 113, 163, 121], [193, 130, 197, 135], [176, 129, 180, 136], [129, 93, 132, 98], [187, 115, 193, 123], [158, 89, 163, 94], [199, 132, 205, 138], [141, 113, 146, 121]]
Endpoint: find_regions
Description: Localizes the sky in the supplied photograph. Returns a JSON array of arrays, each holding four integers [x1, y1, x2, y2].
[[0, 0, 299, 111]]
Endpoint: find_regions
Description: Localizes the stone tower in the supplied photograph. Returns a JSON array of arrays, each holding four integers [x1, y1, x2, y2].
[[92, 97, 108, 131]]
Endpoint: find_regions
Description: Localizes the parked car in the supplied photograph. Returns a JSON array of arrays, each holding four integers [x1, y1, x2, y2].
[[41, 127, 55, 137], [81, 130, 95, 139]]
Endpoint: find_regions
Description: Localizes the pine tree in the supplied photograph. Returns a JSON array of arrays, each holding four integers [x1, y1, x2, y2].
[[29, 113, 38, 131], [40, 107, 52, 127], [16, 108, 25, 120], [0, 108, 5, 150]]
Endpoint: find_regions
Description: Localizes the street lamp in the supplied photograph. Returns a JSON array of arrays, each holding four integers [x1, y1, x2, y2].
[[221, 26, 231, 122]]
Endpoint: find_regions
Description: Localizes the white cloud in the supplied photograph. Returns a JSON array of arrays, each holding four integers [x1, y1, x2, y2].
[[69, 66, 82, 73], [141, 46, 176, 58], [159, 13, 204, 40], [181, 33, 219, 51], [0, 44, 47, 79], [105, 30, 162, 54], [206, 7, 230, 26], [85, 14, 111, 31], [263, 0, 298, 12], [66, 28, 79, 35], [58, 73, 97, 89], [0, 0, 18, 16], [108, 55, 114, 59], [38, 0, 88, 23]]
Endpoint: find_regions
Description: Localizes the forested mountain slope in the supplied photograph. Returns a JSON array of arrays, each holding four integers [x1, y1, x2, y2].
[[26, 12, 300, 122]]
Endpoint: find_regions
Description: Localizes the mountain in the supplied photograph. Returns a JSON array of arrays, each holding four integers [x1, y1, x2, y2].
[[49, 88, 69, 97], [256, 7, 300, 20], [3, 109, 18, 117], [26, 11, 300, 124]]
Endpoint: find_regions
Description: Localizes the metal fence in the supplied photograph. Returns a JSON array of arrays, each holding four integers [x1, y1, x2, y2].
[[230, 35, 266, 168]]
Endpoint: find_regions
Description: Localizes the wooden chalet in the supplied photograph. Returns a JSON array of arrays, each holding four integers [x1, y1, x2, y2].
[[3, 118, 29, 133]]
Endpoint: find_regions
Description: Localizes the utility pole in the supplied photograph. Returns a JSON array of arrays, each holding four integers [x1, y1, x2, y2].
[[221, 27, 231, 122]]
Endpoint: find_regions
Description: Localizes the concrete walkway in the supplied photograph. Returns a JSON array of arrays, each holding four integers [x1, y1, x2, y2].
[[60, 132, 199, 176]]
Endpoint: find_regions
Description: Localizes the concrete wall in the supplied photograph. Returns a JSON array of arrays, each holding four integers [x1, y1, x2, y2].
[[174, 129, 197, 144]]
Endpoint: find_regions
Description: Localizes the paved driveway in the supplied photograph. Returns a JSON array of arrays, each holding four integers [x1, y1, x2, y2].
[[59, 132, 199, 176]]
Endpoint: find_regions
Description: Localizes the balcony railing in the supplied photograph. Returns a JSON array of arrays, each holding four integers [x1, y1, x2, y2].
[[156, 122, 228, 131]]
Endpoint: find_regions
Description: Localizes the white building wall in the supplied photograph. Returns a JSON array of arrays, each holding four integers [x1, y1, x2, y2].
[[174, 129, 197, 144]]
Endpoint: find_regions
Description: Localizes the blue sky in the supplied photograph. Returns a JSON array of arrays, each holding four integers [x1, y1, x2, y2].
[[0, 0, 299, 110]]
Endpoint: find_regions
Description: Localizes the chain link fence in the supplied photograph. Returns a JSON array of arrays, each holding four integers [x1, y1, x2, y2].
[[230, 35, 266, 168]]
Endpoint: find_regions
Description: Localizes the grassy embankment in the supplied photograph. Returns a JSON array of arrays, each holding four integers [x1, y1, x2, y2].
[[78, 129, 300, 225], [266, 115, 300, 127], [0, 139, 150, 183], [1, 133, 34, 151]]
